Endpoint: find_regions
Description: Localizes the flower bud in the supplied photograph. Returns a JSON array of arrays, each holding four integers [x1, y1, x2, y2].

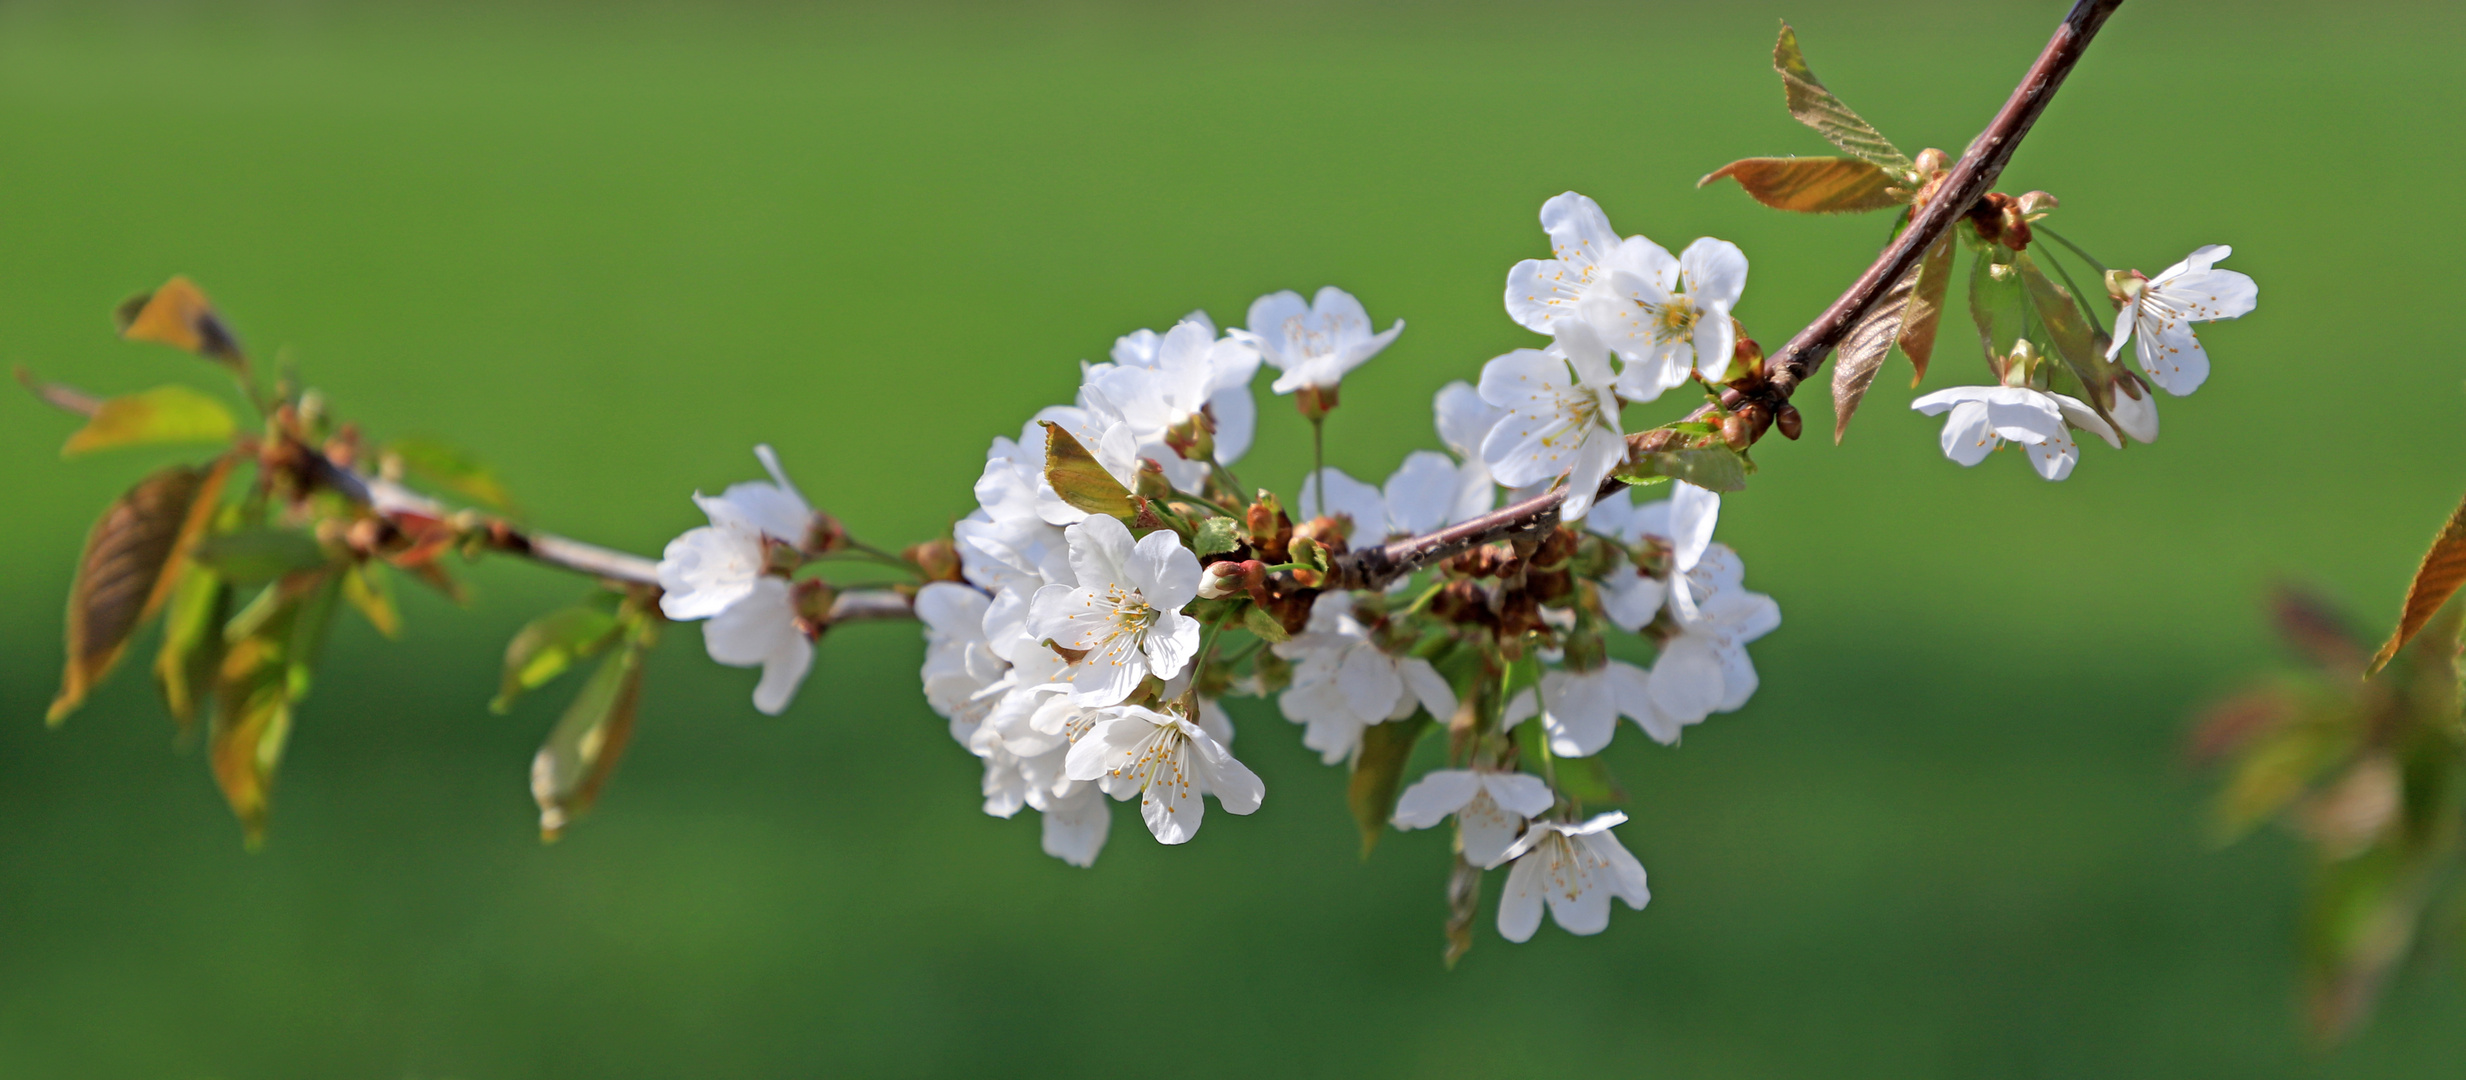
[[1288, 535, 1329, 573], [2016, 190, 2059, 219], [1912, 147, 1951, 177], [903, 536, 963, 583], [1720, 328, 1765, 385], [1199, 560, 1258, 600], [1134, 458, 1173, 501]]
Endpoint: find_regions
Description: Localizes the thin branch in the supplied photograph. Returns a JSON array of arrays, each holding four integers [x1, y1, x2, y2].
[[1325, 0, 2124, 593]]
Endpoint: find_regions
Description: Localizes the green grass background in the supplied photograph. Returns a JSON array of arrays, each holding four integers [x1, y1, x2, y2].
[[3, 1, 2463, 1075]]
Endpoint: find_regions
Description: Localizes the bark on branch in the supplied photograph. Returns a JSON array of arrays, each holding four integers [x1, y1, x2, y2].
[[1323, 0, 2124, 593]]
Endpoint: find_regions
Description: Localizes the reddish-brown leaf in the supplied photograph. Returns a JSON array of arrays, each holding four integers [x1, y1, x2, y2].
[[48, 459, 230, 724], [1897, 235, 1955, 385], [1699, 157, 1905, 214], [115, 275, 245, 365], [2368, 491, 2466, 673], [1830, 260, 1918, 443]]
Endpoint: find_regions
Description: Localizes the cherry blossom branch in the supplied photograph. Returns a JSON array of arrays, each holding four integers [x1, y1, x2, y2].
[[1320, 0, 2124, 594], [23, 371, 915, 624]]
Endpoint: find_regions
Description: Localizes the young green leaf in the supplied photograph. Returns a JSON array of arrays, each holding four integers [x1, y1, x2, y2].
[[1613, 446, 1750, 492], [531, 621, 657, 840], [1968, 241, 2027, 362], [1241, 603, 1292, 644], [2015, 250, 2124, 421], [1896, 234, 1957, 385], [208, 570, 339, 845], [492, 604, 627, 714], [1773, 23, 1913, 174], [385, 438, 519, 514], [1038, 421, 1136, 520], [49, 461, 229, 725], [1192, 516, 1242, 558], [2368, 491, 2466, 673], [59, 385, 237, 458], [1699, 156, 1905, 214], [341, 562, 401, 639], [115, 275, 246, 366], [190, 528, 331, 583], [1348, 714, 1432, 857], [155, 566, 231, 731]]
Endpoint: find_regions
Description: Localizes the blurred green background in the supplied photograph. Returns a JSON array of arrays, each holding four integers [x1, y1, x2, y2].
[[3, 0, 2463, 1075]]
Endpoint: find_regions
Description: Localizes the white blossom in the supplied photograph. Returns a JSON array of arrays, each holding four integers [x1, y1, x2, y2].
[[1297, 452, 1486, 542], [1503, 191, 1747, 402], [1910, 384, 2118, 482], [1587, 481, 1719, 629], [701, 577, 812, 716], [656, 445, 811, 620], [1065, 704, 1264, 844], [1082, 314, 1262, 490], [1645, 545, 1780, 739], [1494, 812, 1650, 942], [1274, 592, 1458, 764], [2107, 244, 2257, 396], [1240, 286, 1403, 395], [914, 582, 1007, 744], [1501, 662, 1657, 758], [1433, 380, 1504, 523], [1027, 516, 1203, 706], [1478, 321, 1628, 523], [1392, 768, 1556, 867]]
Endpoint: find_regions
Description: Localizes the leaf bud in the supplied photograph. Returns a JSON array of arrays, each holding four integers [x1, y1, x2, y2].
[[1913, 147, 1951, 177], [1246, 491, 1288, 545], [1775, 404, 1803, 441], [1721, 328, 1765, 386], [1288, 535, 1330, 573], [1295, 384, 1339, 422], [2016, 190, 2059, 219]]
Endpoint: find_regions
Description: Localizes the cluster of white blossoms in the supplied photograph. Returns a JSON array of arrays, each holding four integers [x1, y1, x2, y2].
[[1913, 244, 2257, 481], [656, 191, 1788, 945]]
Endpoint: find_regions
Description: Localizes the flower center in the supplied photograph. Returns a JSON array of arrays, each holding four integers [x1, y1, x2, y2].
[[1103, 584, 1158, 642], [1646, 297, 1699, 343]]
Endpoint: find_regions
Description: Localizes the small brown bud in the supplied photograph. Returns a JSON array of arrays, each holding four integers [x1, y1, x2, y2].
[[1720, 413, 1752, 451], [802, 511, 848, 555], [790, 577, 837, 638], [1725, 330, 1766, 386], [902, 537, 964, 583], [1775, 404, 1803, 441]]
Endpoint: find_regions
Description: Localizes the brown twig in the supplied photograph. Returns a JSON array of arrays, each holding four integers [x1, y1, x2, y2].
[[23, 372, 917, 625], [1323, 0, 2124, 593]]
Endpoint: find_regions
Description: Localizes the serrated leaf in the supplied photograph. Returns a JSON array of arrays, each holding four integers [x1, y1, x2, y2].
[[341, 561, 400, 639], [1699, 156, 1905, 214], [1831, 261, 1918, 443], [155, 566, 231, 731], [531, 621, 656, 840], [493, 604, 626, 714], [1038, 421, 1136, 520], [1773, 23, 1912, 174], [60, 384, 237, 458], [1241, 603, 1291, 644], [1897, 234, 1956, 385], [1349, 714, 1431, 857], [1612, 446, 1750, 492], [49, 461, 229, 724], [1192, 516, 1241, 558], [115, 275, 245, 366], [2369, 492, 2466, 674], [190, 528, 330, 583], [386, 438, 518, 513], [2016, 250, 2124, 423]]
